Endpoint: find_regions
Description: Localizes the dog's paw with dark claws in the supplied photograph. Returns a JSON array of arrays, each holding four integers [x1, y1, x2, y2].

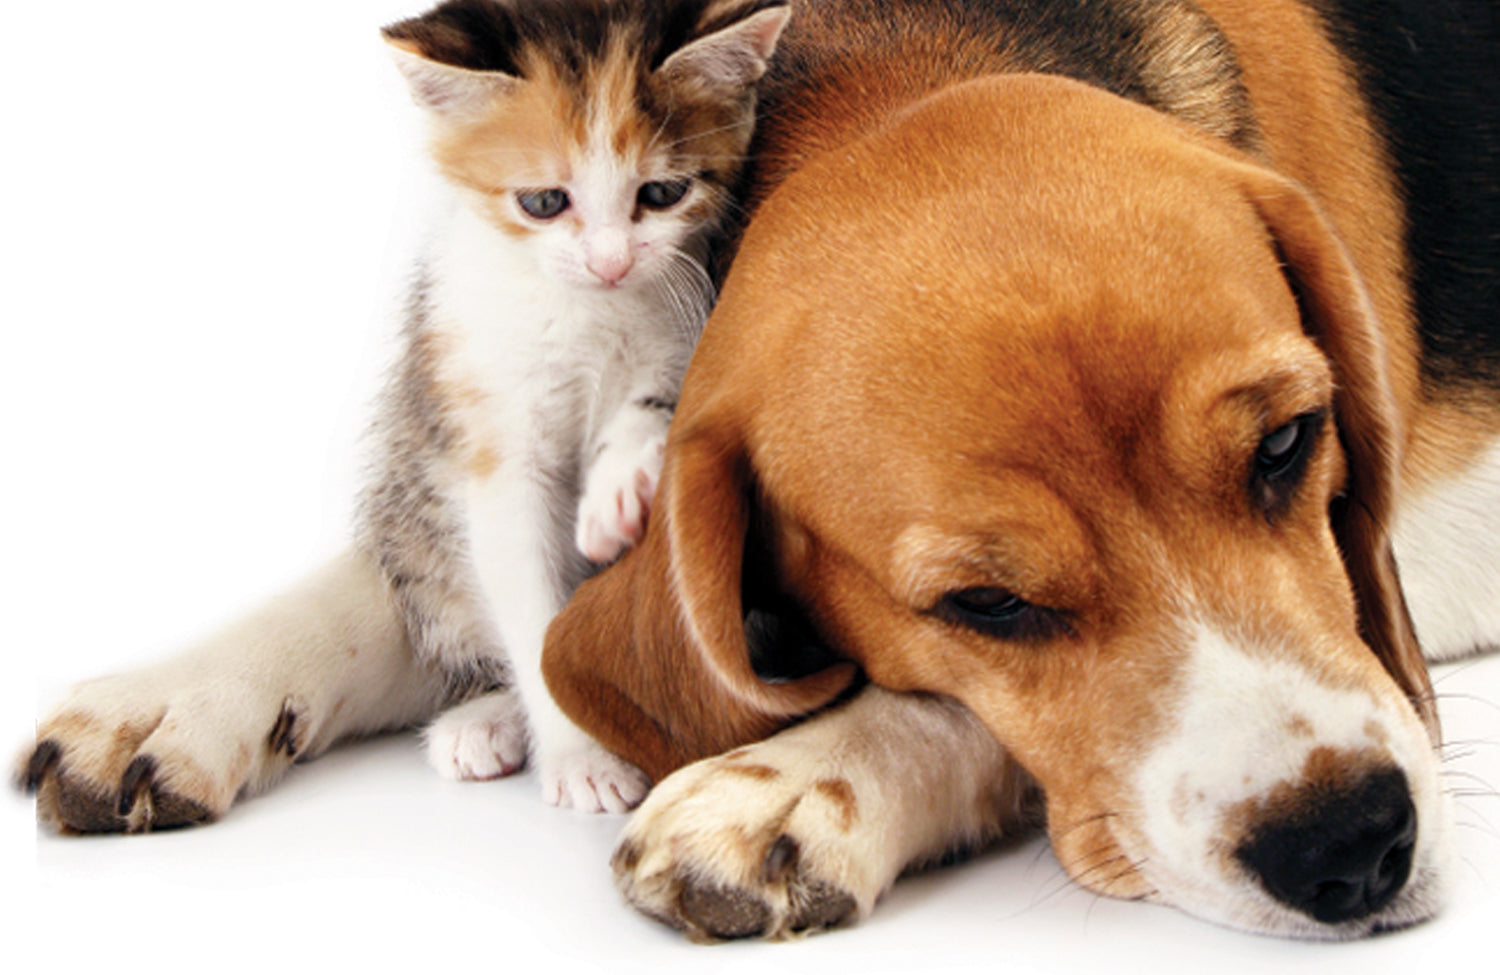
[[16, 670, 302, 834], [612, 746, 872, 941]]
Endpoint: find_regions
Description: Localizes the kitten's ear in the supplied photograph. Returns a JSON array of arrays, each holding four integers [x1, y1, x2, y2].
[[658, 0, 792, 94], [383, 35, 520, 118]]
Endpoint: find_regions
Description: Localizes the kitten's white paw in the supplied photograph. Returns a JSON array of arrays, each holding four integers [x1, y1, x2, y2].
[[576, 435, 665, 563], [538, 740, 651, 814], [424, 690, 529, 781]]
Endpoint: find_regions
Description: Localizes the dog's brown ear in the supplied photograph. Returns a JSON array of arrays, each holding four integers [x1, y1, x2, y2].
[[544, 416, 858, 782], [1239, 167, 1437, 740]]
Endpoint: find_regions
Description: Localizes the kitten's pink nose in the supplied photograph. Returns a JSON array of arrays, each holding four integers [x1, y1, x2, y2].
[[587, 249, 635, 286]]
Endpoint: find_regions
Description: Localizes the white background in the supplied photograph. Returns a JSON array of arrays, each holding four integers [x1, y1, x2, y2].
[[3, 2, 1498, 972]]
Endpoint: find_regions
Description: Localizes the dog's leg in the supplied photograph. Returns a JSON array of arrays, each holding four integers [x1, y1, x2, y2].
[[613, 686, 1036, 940], [16, 547, 448, 833]]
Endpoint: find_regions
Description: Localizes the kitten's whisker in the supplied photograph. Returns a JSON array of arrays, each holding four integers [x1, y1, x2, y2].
[[661, 119, 756, 147], [644, 103, 676, 156]]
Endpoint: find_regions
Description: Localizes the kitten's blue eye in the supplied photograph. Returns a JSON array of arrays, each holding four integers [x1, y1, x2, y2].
[[638, 179, 692, 210], [517, 189, 570, 220]]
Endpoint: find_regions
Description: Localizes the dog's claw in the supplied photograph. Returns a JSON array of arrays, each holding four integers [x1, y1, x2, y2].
[[21, 740, 61, 793], [761, 834, 800, 884], [118, 755, 157, 817]]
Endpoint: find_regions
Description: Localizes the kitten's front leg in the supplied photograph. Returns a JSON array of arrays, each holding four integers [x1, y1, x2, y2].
[[456, 473, 649, 812], [575, 395, 673, 564]]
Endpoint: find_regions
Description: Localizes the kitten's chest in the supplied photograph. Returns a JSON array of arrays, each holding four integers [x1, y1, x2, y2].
[[422, 229, 641, 475]]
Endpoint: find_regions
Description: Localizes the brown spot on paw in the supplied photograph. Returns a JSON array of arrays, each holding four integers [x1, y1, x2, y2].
[[113, 717, 161, 751], [814, 777, 858, 831], [42, 710, 101, 742], [721, 763, 780, 781], [1286, 714, 1315, 738], [677, 882, 771, 939]]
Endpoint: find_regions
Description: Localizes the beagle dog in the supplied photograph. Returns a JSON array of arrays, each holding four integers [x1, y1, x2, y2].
[[542, 0, 1500, 942], [16, 0, 1499, 948]]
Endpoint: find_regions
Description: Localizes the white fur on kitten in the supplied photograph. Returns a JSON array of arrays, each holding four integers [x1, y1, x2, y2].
[[379, 0, 793, 811]]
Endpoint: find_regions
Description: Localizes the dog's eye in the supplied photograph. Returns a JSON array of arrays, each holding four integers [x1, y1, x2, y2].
[[516, 188, 570, 220], [937, 588, 1065, 642], [1251, 410, 1325, 516]]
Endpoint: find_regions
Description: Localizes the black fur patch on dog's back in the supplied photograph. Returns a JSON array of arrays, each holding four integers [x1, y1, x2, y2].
[[712, 0, 1261, 275], [1302, 0, 1500, 394], [770, 0, 1258, 146]]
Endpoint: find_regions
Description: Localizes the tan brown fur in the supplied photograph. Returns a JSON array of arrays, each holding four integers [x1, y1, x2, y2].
[[543, 0, 1458, 920], [549, 71, 1434, 773], [405, 2, 770, 245], [430, 59, 587, 238], [813, 778, 858, 832]]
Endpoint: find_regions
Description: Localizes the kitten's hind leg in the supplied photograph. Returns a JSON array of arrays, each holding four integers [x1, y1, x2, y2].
[[423, 688, 528, 781], [17, 548, 448, 833]]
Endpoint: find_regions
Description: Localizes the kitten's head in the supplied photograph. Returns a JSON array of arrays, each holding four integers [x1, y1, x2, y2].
[[385, 0, 789, 291]]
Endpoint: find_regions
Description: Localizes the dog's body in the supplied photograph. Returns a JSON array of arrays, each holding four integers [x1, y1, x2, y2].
[[19, 0, 1500, 945], [545, 0, 1500, 939]]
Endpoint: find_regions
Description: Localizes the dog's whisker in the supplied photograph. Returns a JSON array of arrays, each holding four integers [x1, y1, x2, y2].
[[1439, 768, 1499, 789], [1430, 690, 1500, 715], [1023, 845, 1124, 911], [1451, 815, 1500, 841]]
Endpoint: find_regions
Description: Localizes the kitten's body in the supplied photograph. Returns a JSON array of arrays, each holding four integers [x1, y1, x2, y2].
[[18, 0, 790, 831], [365, 0, 790, 810], [366, 201, 700, 806]]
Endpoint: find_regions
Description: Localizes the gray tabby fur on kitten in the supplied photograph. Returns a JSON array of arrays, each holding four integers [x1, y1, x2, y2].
[[368, 0, 791, 811]]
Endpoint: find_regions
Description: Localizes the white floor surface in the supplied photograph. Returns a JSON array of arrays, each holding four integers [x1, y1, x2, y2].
[[4, 3, 1498, 972]]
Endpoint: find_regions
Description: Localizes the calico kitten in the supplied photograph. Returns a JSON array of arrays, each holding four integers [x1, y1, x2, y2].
[[368, 0, 791, 811]]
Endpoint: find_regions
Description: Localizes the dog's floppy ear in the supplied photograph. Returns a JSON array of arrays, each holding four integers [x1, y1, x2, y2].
[[1237, 165, 1437, 740], [544, 414, 859, 782]]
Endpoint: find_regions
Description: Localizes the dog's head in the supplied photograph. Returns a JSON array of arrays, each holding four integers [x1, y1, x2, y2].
[[546, 74, 1447, 936]]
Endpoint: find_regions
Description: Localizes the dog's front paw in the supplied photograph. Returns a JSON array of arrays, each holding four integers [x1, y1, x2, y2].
[[538, 739, 650, 815], [575, 436, 665, 564], [613, 748, 872, 940], [16, 670, 285, 833]]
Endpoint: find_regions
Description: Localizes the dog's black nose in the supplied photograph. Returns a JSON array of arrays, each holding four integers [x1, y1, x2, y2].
[[1235, 768, 1417, 925]]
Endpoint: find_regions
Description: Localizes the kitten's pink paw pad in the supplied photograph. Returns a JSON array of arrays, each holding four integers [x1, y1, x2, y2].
[[576, 438, 665, 563], [539, 743, 651, 814], [424, 693, 529, 781]]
